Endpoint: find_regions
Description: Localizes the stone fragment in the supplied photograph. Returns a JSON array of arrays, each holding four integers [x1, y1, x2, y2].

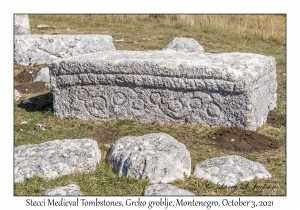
[[33, 67, 50, 83], [14, 89, 21, 101], [20, 121, 28, 125], [50, 50, 277, 130], [36, 24, 50, 29], [14, 14, 31, 35], [36, 123, 46, 131], [162, 37, 204, 53], [42, 184, 83, 196], [143, 184, 195, 196], [14, 34, 116, 66], [14, 139, 101, 183], [193, 155, 272, 187], [106, 133, 191, 184], [21, 99, 31, 104]]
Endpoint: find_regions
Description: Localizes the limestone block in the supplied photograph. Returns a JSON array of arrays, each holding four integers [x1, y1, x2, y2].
[[14, 14, 31, 35], [50, 50, 277, 130], [106, 133, 191, 184], [193, 155, 272, 187], [14, 139, 101, 183], [143, 184, 195, 196], [14, 34, 116, 65], [162, 37, 204, 53], [42, 184, 83, 196]]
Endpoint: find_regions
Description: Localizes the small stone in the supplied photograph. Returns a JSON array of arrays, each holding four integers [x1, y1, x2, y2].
[[20, 128, 23, 131], [143, 184, 195, 196], [21, 99, 31, 104], [29, 71, 33, 74], [113, 39, 124, 43], [25, 89, 28, 91], [104, 144, 110, 148], [282, 73, 286, 76], [20, 121, 28, 125], [66, 28, 71, 31], [42, 184, 83, 196], [231, 139, 235, 142], [36, 123, 46, 130], [212, 137, 216, 140], [36, 24, 50, 29]]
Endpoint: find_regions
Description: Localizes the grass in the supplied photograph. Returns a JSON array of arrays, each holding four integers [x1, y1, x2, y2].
[[14, 14, 286, 196]]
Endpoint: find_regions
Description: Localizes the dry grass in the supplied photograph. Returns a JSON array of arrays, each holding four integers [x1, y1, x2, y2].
[[29, 14, 286, 45]]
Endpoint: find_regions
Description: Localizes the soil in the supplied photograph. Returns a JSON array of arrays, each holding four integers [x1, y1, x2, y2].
[[267, 110, 286, 127], [212, 127, 278, 152], [15, 81, 51, 94], [14, 64, 43, 83]]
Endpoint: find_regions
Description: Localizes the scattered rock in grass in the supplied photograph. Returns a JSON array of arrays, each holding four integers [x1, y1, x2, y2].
[[42, 184, 84, 196], [33, 67, 50, 83], [193, 155, 272, 187], [104, 144, 110, 148], [21, 99, 31, 105], [36, 24, 50, 29], [14, 89, 22, 101], [267, 110, 286, 127], [66, 28, 71, 31], [162, 37, 204, 53], [143, 184, 195, 196], [20, 121, 28, 125], [14, 139, 101, 183], [36, 123, 46, 131], [106, 133, 191, 184], [212, 127, 278, 152]]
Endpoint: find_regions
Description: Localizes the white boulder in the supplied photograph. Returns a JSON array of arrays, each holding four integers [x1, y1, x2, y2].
[[106, 133, 191, 184], [193, 155, 272, 187], [14, 139, 101, 183]]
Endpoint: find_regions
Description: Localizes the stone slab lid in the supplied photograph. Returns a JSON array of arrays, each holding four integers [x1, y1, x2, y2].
[[51, 50, 275, 82]]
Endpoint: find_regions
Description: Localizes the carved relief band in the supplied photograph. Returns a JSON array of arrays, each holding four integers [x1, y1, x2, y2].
[[50, 50, 277, 130]]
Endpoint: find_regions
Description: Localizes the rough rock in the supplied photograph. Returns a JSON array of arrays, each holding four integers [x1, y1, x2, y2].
[[14, 139, 101, 183], [106, 133, 191, 184], [42, 184, 84, 196], [193, 155, 272, 187], [33, 67, 50, 83], [162, 37, 204, 53], [50, 50, 277, 130], [14, 34, 116, 66], [14, 89, 21, 101], [143, 184, 195, 196], [14, 14, 31, 35]]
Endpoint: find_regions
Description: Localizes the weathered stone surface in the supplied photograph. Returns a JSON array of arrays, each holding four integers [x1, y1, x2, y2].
[[106, 133, 191, 184], [14, 34, 116, 65], [33, 67, 50, 83], [143, 184, 195, 196], [162, 37, 204, 53], [14, 14, 31, 35], [42, 184, 83, 196], [14, 139, 101, 183], [193, 155, 272, 187], [50, 50, 277, 130], [14, 89, 21, 101]]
